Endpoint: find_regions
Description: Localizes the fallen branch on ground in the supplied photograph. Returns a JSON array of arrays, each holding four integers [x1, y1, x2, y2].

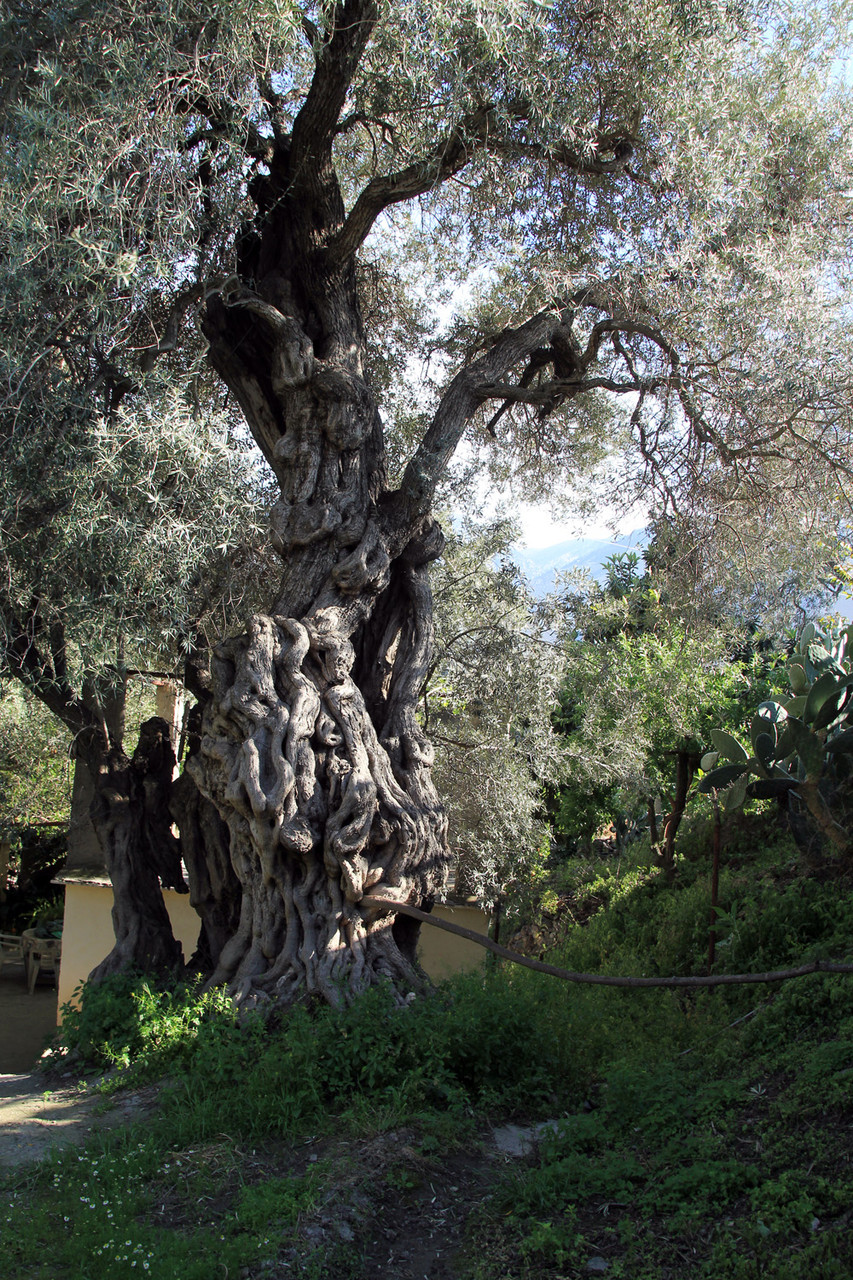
[[361, 895, 853, 989]]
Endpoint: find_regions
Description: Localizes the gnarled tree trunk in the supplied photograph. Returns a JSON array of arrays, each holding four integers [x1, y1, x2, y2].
[[170, 701, 243, 973], [176, 12, 462, 1006], [181, 0, 592, 1007], [86, 717, 187, 981], [189, 531, 450, 1007]]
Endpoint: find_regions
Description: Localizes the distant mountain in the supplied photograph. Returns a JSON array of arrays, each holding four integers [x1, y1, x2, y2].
[[511, 529, 647, 597], [510, 530, 853, 621]]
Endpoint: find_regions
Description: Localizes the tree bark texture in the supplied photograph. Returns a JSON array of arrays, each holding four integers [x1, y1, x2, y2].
[[179, 12, 465, 1006], [190, 325, 454, 1006], [86, 718, 187, 981], [198, 282, 452, 1005], [170, 701, 245, 973], [170, 766, 242, 973], [1, 613, 191, 978], [189, 556, 449, 1006]]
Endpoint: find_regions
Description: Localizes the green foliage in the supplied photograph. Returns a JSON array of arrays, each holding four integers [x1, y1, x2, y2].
[[58, 965, 598, 1134], [234, 1171, 322, 1233], [517, 1211, 586, 1270], [5, 825, 853, 1280], [700, 620, 853, 857], [0, 824, 66, 933], [59, 974, 243, 1074], [0, 2, 270, 743], [549, 540, 790, 855], [429, 516, 564, 908], [467, 841, 853, 1279], [2, 0, 853, 1267], [1, 0, 850, 712], [0, 685, 71, 825], [548, 821, 851, 982]]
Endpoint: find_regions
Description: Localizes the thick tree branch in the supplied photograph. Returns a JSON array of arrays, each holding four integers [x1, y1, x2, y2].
[[396, 294, 672, 517], [289, 0, 379, 178], [335, 110, 396, 144], [329, 111, 635, 267], [139, 285, 203, 372], [363, 896, 853, 989], [2, 599, 90, 736], [476, 376, 671, 406], [396, 307, 568, 518], [579, 317, 679, 369], [327, 104, 496, 265], [495, 130, 635, 178]]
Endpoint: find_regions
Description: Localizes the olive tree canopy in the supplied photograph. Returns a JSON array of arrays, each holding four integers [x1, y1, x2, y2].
[[2, 0, 852, 1005]]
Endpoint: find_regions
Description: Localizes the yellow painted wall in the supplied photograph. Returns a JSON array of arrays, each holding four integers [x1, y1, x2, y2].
[[57, 884, 201, 1017], [418, 902, 490, 980]]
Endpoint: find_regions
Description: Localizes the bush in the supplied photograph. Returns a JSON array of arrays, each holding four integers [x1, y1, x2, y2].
[[58, 973, 242, 1073], [56, 962, 606, 1140]]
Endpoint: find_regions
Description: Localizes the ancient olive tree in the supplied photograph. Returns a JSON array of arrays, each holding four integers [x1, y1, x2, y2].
[[3, 0, 853, 1007], [0, 367, 263, 973]]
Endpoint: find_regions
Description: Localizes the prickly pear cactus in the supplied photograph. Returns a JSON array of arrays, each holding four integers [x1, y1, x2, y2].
[[698, 623, 853, 859]]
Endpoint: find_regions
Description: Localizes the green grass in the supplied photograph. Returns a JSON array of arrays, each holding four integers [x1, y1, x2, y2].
[[464, 1003, 853, 1278], [460, 826, 853, 1280], [3, 825, 852, 1279]]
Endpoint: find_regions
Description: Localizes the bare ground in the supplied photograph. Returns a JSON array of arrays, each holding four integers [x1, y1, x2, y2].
[[0, 965, 59, 1074], [0, 963, 159, 1168], [0, 1072, 157, 1168]]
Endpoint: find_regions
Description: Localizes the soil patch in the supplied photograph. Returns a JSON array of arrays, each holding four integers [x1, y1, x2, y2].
[[0, 966, 59, 1073], [0, 1073, 158, 1169], [143, 1124, 517, 1279], [357, 1140, 495, 1279]]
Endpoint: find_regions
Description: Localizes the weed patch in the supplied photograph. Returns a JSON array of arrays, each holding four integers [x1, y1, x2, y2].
[[5, 834, 852, 1279]]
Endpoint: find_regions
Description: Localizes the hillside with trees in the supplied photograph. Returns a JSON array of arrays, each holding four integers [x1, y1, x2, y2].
[[2, 0, 852, 1017], [1, 3, 852, 1269]]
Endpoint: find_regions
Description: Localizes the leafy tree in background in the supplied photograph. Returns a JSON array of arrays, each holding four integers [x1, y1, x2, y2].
[[2, 0, 852, 1006], [0, 686, 71, 930], [552, 547, 788, 874], [428, 518, 563, 931], [0, 385, 265, 972], [0, 129, 266, 973], [0, 685, 71, 828]]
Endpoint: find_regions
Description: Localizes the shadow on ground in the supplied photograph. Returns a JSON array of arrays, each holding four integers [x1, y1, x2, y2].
[[0, 965, 58, 1073]]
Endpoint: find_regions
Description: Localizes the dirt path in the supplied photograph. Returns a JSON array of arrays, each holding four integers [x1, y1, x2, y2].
[[0, 963, 123, 1168], [1, 1073, 102, 1167], [0, 1072, 157, 1168], [0, 967, 59, 1073]]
